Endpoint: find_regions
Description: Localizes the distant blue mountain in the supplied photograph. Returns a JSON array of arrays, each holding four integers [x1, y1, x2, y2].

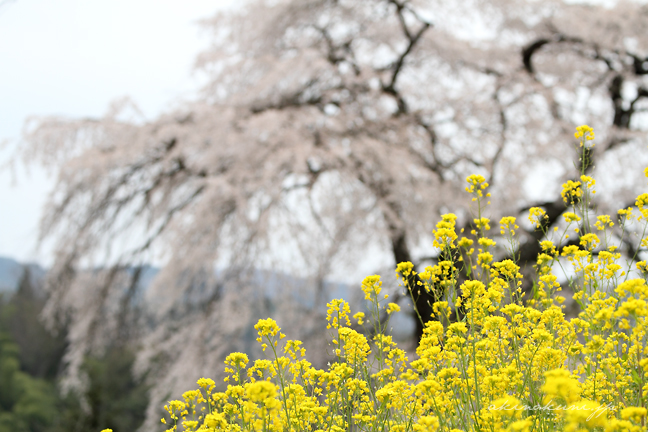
[[0, 256, 351, 302], [0, 257, 415, 339], [0, 256, 46, 294]]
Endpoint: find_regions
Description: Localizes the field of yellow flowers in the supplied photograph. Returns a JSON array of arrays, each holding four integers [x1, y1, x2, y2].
[[107, 126, 648, 432]]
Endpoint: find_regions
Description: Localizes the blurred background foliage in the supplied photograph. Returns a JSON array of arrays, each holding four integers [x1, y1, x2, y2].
[[0, 268, 149, 432]]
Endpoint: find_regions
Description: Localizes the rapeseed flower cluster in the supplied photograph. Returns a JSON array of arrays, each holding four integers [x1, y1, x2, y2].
[[574, 125, 595, 143], [528, 207, 547, 229], [561, 180, 583, 205], [465, 174, 490, 200], [147, 126, 648, 432]]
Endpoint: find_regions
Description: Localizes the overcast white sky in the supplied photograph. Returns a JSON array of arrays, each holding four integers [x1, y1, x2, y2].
[[0, 0, 235, 264]]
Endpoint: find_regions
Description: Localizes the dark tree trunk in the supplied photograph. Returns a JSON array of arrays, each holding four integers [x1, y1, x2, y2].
[[390, 231, 436, 343]]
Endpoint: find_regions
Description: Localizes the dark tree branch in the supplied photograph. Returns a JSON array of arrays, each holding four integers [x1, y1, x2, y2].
[[316, 26, 361, 75], [381, 0, 431, 114], [610, 74, 631, 128], [129, 184, 207, 257], [250, 79, 322, 114], [517, 200, 568, 264], [630, 53, 648, 75], [522, 30, 586, 75], [487, 86, 509, 187], [609, 75, 648, 130], [410, 115, 445, 181], [522, 38, 550, 74]]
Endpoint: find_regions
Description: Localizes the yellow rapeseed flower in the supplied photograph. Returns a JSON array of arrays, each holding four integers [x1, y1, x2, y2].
[[204, 412, 228, 429], [474, 217, 491, 230], [579, 233, 600, 250], [197, 377, 216, 393], [361, 275, 382, 300], [528, 207, 546, 228], [564, 400, 608, 430], [563, 212, 581, 223], [353, 311, 365, 325], [561, 180, 583, 204], [595, 215, 614, 230], [413, 415, 440, 432], [386, 303, 400, 314], [458, 237, 473, 248], [465, 174, 489, 197], [489, 396, 523, 419], [542, 368, 581, 405], [574, 124, 595, 146], [245, 380, 277, 403], [433, 214, 459, 248], [395, 261, 414, 279], [620, 407, 647, 422], [254, 318, 280, 337], [326, 298, 351, 329]]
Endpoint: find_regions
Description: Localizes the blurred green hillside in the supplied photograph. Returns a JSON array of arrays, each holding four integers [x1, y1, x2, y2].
[[0, 262, 149, 432]]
